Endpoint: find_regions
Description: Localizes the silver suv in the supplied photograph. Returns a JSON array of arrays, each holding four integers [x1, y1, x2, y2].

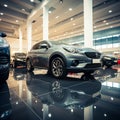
[[26, 40, 101, 78]]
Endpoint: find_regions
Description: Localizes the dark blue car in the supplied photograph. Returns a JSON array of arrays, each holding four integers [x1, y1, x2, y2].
[[0, 33, 10, 83]]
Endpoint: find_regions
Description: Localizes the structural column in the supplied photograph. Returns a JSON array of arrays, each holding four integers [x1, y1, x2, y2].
[[19, 27, 22, 52], [84, 0, 93, 47], [43, 5, 49, 40], [27, 21, 32, 51]]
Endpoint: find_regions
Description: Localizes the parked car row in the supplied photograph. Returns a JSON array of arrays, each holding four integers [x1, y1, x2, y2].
[[11, 52, 26, 68], [101, 54, 118, 68], [0, 32, 120, 83]]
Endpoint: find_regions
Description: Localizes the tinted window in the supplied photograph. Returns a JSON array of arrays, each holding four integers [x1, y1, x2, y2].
[[32, 43, 40, 50]]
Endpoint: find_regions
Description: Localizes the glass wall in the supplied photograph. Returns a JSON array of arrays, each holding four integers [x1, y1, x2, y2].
[[93, 34, 120, 50]]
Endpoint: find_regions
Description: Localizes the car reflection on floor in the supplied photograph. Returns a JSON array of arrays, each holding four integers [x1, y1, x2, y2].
[[93, 67, 118, 82], [4, 66, 120, 120], [26, 71, 101, 120], [0, 82, 12, 120], [12, 68, 27, 80]]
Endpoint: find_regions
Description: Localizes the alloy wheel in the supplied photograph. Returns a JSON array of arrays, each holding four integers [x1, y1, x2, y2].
[[51, 57, 66, 78]]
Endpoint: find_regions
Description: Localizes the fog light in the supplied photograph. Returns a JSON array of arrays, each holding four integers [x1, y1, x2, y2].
[[72, 60, 79, 66]]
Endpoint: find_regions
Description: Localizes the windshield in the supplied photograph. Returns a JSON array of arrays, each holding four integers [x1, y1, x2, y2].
[[15, 53, 26, 56], [50, 40, 68, 45]]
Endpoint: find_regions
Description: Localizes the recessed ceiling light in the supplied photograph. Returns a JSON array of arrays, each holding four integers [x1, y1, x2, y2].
[[56, 16, 59, 18], [70, 18, 73, 21], [73, 23, 76, 26], [0, 19, 2, 21], [103, 20, 106, 23], [22, 9, 25, 11], [0, 13, 4, 15], [59, 0, 63, 4], [108, 10, 112, 13], [16, 20, 19, 22], [48, 11, 52, 14], [110, 26, 113, 28], [30, 0, 34, 2], [106, 23, 109, 25], [69, 8, 72, 11], [4, 4, 8, 7]]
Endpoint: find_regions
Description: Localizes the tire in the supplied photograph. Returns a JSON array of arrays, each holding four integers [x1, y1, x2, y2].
[[50, 57, 67, 78], [0, 70, 9, 84], [105, 61, 112, 68], [26, 59, 34, 72]]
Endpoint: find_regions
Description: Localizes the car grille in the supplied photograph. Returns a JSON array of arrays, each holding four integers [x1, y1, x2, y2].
[[85, 52, 101, 59], [85, 63, 101, 68], [0, 55, 9, 64]]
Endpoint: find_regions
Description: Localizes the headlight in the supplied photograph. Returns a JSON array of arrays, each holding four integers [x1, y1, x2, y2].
[[16, 58, 22, 61], [63, 47, 79, 54], [103, 56, 112, 60]]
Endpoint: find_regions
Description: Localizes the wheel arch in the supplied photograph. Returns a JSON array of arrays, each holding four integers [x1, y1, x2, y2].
[[26, 57, 33, 66], [49, 52, 67, 67]]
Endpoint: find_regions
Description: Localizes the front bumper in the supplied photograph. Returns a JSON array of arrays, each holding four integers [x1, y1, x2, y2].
[[65, 54, 101, 72], [0, 63, 9, 74]]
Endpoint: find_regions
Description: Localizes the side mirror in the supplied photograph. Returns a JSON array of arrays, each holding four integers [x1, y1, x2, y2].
[[40, 44, 48, 49], [0, 32, 7, 37]]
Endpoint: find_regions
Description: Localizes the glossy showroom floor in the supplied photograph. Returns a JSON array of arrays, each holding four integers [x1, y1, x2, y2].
[[0, 65, 120, 120]]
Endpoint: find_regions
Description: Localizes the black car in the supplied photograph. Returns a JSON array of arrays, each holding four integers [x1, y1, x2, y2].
[[0, 32, 10, 83], [26, 40, 101, 78], [12, 52, 26, 68], [101, 54, 118, 68]]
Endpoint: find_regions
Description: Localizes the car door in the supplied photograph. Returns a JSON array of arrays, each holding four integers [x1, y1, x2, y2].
[[29, 43, 40, 67], [37, 41, 50, 68]]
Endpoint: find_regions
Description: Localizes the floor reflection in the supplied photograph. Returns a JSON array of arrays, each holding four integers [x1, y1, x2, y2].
[[0, 82, 12, 120], [2, 66, 120, 120]]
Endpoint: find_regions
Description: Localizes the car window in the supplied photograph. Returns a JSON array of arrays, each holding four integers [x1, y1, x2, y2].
[[32, 43, 40, 50], [39, 43, 48, 49]]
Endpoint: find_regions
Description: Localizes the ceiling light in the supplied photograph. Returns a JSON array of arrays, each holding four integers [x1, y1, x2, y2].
[[30, 0, 34, 2], [73, 23, 76, 26], [56, 16, 59, 18], [4, 4, 8, 7], [16, 20, 19, 22], [0, 19, 2, 21], [22, 9, 25, 11], [0, 13, 4, 15], [106, 23, 109, 25], [48, 11, 52, 14], [59, 0, 63, 3], [69, 8, 72, 11], [108, 10, 112, 13], [103, 20, 106, 23], [70, 18, 73, 21], [94, 26, 96, 28], [110, 26, 113, 28]]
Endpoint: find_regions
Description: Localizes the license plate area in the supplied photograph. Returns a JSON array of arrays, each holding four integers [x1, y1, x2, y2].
[[93, 59, 100, 63]]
